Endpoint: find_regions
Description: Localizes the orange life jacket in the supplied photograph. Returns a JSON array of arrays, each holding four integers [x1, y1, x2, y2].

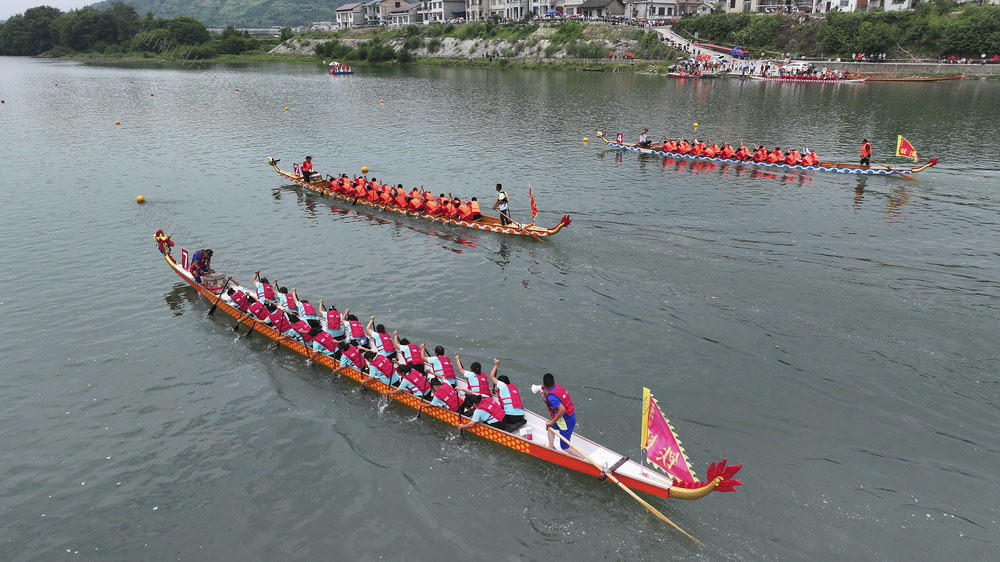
[[469, 200, 481, 215], [861, 142, 871, 157]]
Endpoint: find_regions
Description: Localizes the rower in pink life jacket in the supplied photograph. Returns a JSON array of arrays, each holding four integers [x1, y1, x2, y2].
[[392, 331, 424, 374], [388, 364, 433, 400], [422, 344, 457, 386], [340, 309, 368, 348], [489, 359, 526, 432], [290, 288, 319, 322], [457, 394, 506, 431], [453, 354, 492, 416], [252, 271, 276, 302], [363, 351, 399, 386], [429, 378, 460, 412], [318, 299, 345, 340], [366, 316, 396, 359]]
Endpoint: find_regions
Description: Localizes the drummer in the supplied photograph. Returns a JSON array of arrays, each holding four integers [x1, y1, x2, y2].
[[190, 249, 213, 283]]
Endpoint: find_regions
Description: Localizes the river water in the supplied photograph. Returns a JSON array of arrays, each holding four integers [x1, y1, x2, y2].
[[1, 57, 998, 560]]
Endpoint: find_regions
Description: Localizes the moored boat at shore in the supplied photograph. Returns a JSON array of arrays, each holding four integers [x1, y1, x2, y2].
[[748, 74, 869, 84], [267, 157, 571, 239], [595, 132, 938, 179], [153, 230, 742, 508], [866, 74, 965, 82]]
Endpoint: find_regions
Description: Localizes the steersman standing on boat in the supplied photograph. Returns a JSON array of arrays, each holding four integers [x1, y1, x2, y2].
[[537, 373, 582, 458]]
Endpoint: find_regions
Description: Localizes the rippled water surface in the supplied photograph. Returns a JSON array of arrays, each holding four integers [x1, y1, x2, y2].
[[1, 57, 999, 560]]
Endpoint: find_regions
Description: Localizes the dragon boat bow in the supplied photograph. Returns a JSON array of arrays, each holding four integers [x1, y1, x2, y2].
[[268, 158, 571, 239], [595, 131, 938, 179], [154, 230, 741, 509]]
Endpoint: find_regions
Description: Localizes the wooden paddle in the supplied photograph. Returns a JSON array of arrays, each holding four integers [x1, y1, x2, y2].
[[498, 209, 542, 242], [206, 277, 231, 317], [873, 159, 919, 181], [546, 428, 702, 546]]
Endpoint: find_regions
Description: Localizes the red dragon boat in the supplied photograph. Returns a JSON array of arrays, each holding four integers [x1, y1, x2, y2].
[[154, 230, 742, 521], [268, 158, 571, 240], [596, 132, 938, 179]]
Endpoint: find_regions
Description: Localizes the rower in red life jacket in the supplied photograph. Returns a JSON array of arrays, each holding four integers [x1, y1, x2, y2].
[[429, 378, 460, 412], [703, 140, 718, 157], [289, 289, 319, 322], [340, 309, 368, 348], [539, 372, 581, 457], [860, 138, 872, 167], [721, 142, 736, 159], [457, 199, 472, 221], [753, 144, 768, 162], [785, 148, 801, 165], [300, 156, 315, 183], [388, 364, 434, 400], [392, 331, 425, 374], [409, 193, 424, 212], [457, 394, 506, 431], [663, 138, 678, 152], [394, 186, 408, 208], [489, 359, 526, 432], [422, 344, 457, 386], [454, 354, 492, 416], [469, 197, 482, 220], [800, 148, 818, 166], [677, 139, 691, 154], [363, 351, 399, 387], [224, 285, 250, 312], [237, 297, 270, 327], [308, 326, 339, 360], [318, 299, 346, 340], [766, 146, 782, 163], [735, 142, 751, 161], [366, 317, 396, 359], [689, 140, 704, 156], [336, 340, 367, 371], [425, 197, 441, 215], [379, 184, 393, 205]]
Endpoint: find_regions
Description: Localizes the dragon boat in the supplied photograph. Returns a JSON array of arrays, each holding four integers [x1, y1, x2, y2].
[[267, 158, 571, 239], [154, 230, 742, 508], [748, 74, 869, 84], [595, 132, 938, 179], [866, 74, 965, 82]]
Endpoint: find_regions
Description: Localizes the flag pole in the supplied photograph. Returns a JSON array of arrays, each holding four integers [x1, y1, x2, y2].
[[547, 428, 702, 546]]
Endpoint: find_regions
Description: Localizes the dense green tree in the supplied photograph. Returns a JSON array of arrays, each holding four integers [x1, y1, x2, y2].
[[166, 16, 209, 46], [0, 6, 63, 55], [57, 8, 117, 52]]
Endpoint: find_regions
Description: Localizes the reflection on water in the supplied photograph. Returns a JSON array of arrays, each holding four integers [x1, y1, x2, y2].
[[164, 282, 199, 315], [886, 185, 911, 222]]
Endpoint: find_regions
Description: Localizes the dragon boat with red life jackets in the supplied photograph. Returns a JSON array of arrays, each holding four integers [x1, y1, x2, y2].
[[747, 73, 869, 84], [267, 158, 571, 239], [866, 73, 965, 82], [595, 131, 938, 179], [154, 229, 742, 506]]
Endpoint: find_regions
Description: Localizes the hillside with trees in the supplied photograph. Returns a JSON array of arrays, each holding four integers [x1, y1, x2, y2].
[[89, 0, 339, 27]]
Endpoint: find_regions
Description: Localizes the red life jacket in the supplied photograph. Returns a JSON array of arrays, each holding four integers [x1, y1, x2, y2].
[[231, 290, 249, 311], [403, 371, 431, 395], [249, 301, 268, 319], [291, 320, 313, 344], [495, 382, 524, 411], [347, 320, 364, 339], [374, 332, 395, 353], [342, 345, 366, 369], [861, 142, 871, 157], [433, 382, 459, 412], [259, 283, 275, 301], [545, 384, 575, 417], [326, 309, 342, 328], [283, 293, 296, 310], [370, 354, 393, 378], [312, 331, 336, 352], [404, 344, 423, 366], [664, 140, 678, 152], [300, 301, 317, 317], [468, 371, 490, 394], [433, 355, 455, 380], [476, 396, 506, 423], [270, 310, 290, 333]]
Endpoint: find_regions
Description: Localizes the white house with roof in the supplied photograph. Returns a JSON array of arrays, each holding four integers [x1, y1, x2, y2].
[[390, 1, 421, 24], [623, 0, 681, 19], [337, 3, 366, 27]]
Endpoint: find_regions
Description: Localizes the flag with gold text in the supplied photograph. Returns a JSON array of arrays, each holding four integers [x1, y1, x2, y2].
[[640, 387, 697, 484]]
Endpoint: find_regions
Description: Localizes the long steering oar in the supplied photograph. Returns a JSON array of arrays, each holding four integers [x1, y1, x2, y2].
[[546, 428, 702, 546], [498, 210, 542, 242], [873, 159, 918, 181], [207, 277, 232, 317]]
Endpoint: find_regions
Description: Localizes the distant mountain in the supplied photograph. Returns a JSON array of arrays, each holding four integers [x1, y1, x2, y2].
[[89, 0, 346, 27]]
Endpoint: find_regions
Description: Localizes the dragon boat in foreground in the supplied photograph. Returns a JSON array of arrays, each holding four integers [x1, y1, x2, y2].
[[595, 132, 938, 179], [748, 74, 869, 84], [267, 158, 571, 240], [154, 230, 741, 515]]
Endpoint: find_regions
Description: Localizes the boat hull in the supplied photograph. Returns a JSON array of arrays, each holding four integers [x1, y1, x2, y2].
[[268, 158, 570, 238], [152, 231, 723, 501], [748, 74, 867, 84], [595, 133, 936, 177]]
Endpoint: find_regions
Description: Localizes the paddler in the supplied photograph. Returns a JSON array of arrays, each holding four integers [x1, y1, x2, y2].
[[393, 331, 425, 374], [637, 128, 651, 148], [537, 373, 581, 457], [318, 300, 346, 341], [366, 317, 396, 359], [388, 364, 433, 400], [860, 138, 872, 167], [429, 378, 460, 412], [457, 394, 507, 431], [469, 197, 482, 220], [301, 156, 316, 183], [493, 183, 511, 226], [454, 354, 492, 415], [489, 360, 526, 432], [457, 199, 472, 221], [190, 249, 213, 283]]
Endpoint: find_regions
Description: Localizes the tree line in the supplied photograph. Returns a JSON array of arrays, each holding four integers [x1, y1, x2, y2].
[[672, 2, 1000, 59], [0, 3, 292, 58]]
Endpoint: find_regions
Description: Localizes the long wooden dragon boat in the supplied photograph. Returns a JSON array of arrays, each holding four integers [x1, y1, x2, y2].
[[866, 73, 965, 82], [267, 158, 571, 239], [596, 131, 938, 179], [748, 74, 869, 84], [154, 230, 741, 508]]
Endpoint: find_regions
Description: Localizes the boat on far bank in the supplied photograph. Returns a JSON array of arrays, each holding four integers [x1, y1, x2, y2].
[[867, 74, 965, 82], [748, 74, 869, 84]]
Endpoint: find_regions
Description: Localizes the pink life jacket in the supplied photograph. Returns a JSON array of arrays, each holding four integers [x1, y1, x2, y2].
[[270, 310, 290, 332], [433, 355, 456, 380], [404, 344, 423, 366], [249, 301, 268, 319], [496, 382, 524, 411], [283, 293, 296, 310], [545, 384, 575, 417], [476, 396, 506, 423], [259, 283, 275, 301], [347, 320, 364, 339], [230, 290, 249, 311], [370, 354, 393, 378], [341, 345, 366, 369], [374, 332, 395, 354], [326, 309, 342, 328], [299, 301, 317, 317], [403, 371, 431, 395], [312, 331, 336, 352], [468, 371, 490, 395], [433, 382, 459, 412], [290, 320, 313, 344]]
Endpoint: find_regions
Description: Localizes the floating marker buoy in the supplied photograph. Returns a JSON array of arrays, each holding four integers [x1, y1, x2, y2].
[[1, 100, 4, 104], [235, 88, 239, 92], [361, 166, 368, 174], [583, 137, 588, 143], [284, 107, 289, 111], [379, 99, 384, 104], [150, 93, 154, 96], [693, 122, 698, 128], [115, 121, 120, 125], [136, 195, 145, 204]]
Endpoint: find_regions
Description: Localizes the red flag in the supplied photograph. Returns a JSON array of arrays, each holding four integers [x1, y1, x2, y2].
[[896, 135, 918, 162], [640, 388, 697, 484], [528, 183, 538, 226]]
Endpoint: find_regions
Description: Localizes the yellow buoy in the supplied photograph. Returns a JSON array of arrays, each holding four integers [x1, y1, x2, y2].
[[693, 122, 699, 129], [361, 166, 368, 174], [583, 137, 588, 143], [379, 99, 384, 104], [136, 195, 145, 204], [115, 121, 120, 125], [284, 107, 289, 111]]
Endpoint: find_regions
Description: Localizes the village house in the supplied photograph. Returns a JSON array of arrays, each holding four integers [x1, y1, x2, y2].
[[336, 3, 366, 27]]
